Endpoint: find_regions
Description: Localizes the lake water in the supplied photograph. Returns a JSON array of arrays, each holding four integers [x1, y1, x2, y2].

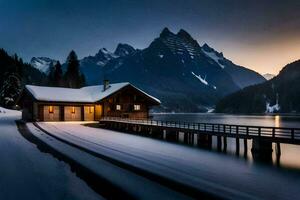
[[151, 113, 300, 170]]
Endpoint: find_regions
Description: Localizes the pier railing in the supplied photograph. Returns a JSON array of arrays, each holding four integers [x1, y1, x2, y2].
[[100, 117, 300, 144]]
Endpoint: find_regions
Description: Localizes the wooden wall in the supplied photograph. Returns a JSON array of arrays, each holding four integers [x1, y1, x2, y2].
[[43, 106, 60, 121], [94, 104, 102, 121], [84, 106, 94, 121], [21, 84, 158, 121], [101, 86, 151, 119], [64, 106, 81, 121]]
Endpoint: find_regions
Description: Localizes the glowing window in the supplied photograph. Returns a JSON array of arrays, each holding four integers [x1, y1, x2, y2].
[[71, 106, 75, 114], [89, 106, 93, 113], [134, 104, 140, 111], [116, 105, 121, 111], [49, 106, 54, 113]]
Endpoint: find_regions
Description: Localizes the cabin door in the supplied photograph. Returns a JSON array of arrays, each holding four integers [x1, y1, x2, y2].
[[64, 106, 81, 121], [94, 104, 102, 121], [84, 106, 94, 121]]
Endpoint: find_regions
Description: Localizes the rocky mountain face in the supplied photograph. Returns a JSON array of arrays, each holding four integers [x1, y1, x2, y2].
[[79, 44, 137, 84], [31, 28, 266, 112], [79, 28, 265, 112], [216, 60, 300, 113], [30, 57, 58, 74]]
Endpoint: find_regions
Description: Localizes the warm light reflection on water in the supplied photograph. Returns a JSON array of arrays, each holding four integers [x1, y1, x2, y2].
[[275, 115, 280, 127], [152, 113, 300, 170]]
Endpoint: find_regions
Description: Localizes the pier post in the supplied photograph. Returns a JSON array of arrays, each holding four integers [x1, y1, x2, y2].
[[275, 142, 281, 157], [217, 136, 222, 151], [223, 136, 227, 152], [236, 138, 240, 156], [184, 132, 189, 144], [193, 133, 196, 145], [151, 128, 162, 139], [197, 134, 212, 149], [165, 130, 177, 142], [243, 139, 248, 158], [251, 138, 273, 162]]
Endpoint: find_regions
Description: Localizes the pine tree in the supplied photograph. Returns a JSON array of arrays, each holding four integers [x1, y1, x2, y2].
[[53, 61, 63, 87], [0, 48, 47, 108], [80, 73, 86, 87], [47, 63, 55, 86], [64, 50, 83, 88], [0, 74, 21, 108]]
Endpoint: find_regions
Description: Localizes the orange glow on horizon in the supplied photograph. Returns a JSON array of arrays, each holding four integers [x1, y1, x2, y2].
[[201, 35, 300, 75]]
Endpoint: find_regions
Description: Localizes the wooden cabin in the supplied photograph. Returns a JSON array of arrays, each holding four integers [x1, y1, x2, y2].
[[20, 81, 160, 121]]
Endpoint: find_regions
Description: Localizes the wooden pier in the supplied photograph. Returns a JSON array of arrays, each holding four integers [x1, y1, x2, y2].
[[100, 117, 300, 159]]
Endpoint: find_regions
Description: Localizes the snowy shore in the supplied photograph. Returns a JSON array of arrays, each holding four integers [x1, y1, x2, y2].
[[0, 108, 101, 199]]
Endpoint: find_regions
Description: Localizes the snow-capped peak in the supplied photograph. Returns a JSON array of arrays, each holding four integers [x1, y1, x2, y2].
[[94, 48, 119, 66], [201, 44, 225, 69], [30, 57, 57, 74], [158, 28, 201, 59], [263, 73, 275, 80], [100, 48, 109, 54], [114, 43, 136, 57]]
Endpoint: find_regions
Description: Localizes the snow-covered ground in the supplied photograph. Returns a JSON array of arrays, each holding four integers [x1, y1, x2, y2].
[[34, 122, 300, 200], [27, 123, 189, 199], [0, 108, 101, 200]]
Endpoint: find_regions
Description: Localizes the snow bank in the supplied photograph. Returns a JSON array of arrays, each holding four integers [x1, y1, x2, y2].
[[0, 107, 21, 116], [0, 110, 100, 200], [27, 123, 187, 199]]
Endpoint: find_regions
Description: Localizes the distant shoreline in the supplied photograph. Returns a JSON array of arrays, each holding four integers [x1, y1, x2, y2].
[[151, 112, 300, 116]]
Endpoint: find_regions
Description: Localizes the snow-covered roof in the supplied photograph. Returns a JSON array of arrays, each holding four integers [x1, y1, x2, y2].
[[25, 83, 161, 104]]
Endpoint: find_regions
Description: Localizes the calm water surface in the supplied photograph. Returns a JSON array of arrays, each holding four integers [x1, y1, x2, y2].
[[152, 113, 300, 170]]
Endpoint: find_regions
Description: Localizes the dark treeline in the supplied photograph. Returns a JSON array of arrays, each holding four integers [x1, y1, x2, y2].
[[216, 60, 300, 113], [47, 50, 85, 88], [0, 48, 47, 107], [0, 48, 86, 108]]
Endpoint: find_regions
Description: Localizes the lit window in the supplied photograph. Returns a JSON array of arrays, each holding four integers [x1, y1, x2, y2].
[[134, 104, 140, 111], [49, 106, 54, 113], [89, 106, 93, 113], [71, 106, 75, 114], [116, 105, 121, 111]]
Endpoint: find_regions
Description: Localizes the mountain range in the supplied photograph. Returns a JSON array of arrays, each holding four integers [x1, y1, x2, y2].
[[216, 60, 300, 113], [30, 57, 58, 74], [30, 28, 266, 112]]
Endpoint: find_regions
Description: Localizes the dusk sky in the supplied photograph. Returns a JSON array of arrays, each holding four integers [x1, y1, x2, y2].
[[1, 0, 300, 75]]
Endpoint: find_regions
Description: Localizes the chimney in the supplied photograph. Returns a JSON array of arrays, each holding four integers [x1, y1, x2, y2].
[[103, 79, 110, 91]]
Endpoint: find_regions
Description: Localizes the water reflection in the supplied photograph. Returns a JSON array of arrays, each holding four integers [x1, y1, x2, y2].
[[275, 115, 280, 127], [152, 113, 300, 170]]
